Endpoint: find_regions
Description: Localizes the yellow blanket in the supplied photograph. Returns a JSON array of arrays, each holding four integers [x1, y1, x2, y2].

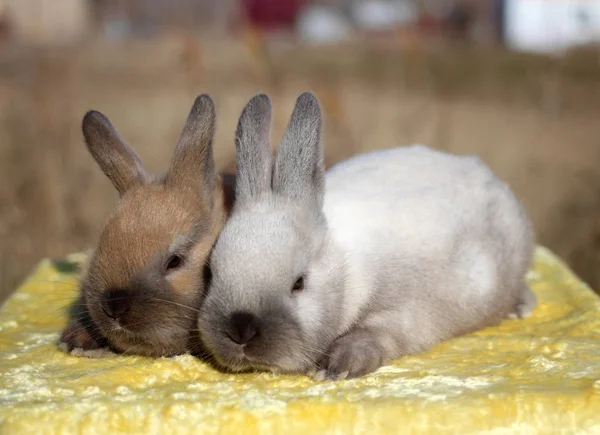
[[1, 246, 600, 434]]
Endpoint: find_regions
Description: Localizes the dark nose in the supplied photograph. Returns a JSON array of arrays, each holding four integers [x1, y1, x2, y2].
[[101, 289, 133, 320], [228, 311, 259, 345]]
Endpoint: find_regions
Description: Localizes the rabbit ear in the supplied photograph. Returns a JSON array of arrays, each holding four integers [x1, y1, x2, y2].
[[273, 92, 324, 210], [82, 111, 150, 196], [234, 93, 273, 204], [167, 94, 217, 205]]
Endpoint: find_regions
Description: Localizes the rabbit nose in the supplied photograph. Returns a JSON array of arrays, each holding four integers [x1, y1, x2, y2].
[[101, 289, 133, 320], [228, 311, 259, 345]]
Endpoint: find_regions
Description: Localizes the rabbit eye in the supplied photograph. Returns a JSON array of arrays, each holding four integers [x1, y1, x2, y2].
[[292, 277, 304, 292], [166, 255, 184, 271]]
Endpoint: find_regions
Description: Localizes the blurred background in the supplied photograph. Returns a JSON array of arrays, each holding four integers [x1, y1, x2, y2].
[[0, 0, 599, 303]]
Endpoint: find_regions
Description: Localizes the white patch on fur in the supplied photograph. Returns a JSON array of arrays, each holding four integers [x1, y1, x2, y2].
[[459, 244, 496, 298], [325, 201, 375, 335], [297, 290, 324, 340], [338, 258, 372, 335]]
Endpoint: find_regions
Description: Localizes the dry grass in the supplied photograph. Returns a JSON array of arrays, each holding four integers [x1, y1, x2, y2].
[[1, 34, 600, 303]]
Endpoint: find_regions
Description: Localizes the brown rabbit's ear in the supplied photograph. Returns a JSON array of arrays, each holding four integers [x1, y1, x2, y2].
[[167, 94, 217, 205], [82, 111, 150, 196]]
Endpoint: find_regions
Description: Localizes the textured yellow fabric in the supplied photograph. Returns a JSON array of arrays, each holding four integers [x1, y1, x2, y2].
[[1, 246, 600, 434]]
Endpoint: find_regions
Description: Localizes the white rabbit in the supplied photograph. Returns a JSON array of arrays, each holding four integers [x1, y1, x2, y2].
[[197, 92, 536, 379]]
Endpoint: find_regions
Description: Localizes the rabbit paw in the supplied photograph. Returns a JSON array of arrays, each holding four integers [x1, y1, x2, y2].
[[58, 322, 114, 358], [317, 330, 386, 380], [507, 285, 538, 320]]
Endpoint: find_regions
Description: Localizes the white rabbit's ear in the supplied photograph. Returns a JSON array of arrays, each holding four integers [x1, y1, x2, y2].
[[82, 111, 150, 196], [167, 94, 217, 207], [234, 93, 273, 204], [273, 92, 324, 210]]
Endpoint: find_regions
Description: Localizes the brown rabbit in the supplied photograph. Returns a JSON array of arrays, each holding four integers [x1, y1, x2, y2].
[[59, 94, 235, 358]]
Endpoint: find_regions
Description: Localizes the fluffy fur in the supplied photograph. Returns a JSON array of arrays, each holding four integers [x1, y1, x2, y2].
[[197, 92, 536, 379], [59, 95, 232, 358]]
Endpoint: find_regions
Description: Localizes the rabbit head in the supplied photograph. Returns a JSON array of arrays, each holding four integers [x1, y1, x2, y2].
[[198, 92, 344, 374], [74, 95, 228, 357]]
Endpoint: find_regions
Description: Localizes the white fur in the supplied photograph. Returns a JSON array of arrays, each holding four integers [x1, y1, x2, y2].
[[323, 144, 531, 338], [198, 93, 535, 379]]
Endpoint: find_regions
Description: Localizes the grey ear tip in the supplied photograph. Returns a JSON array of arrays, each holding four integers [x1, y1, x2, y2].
[[192, 94, 216, 114], [239, 93, 272, 126], [82, 110, 112, 134], [296, 92, 321, 113], [249, 93, 272, 108], [298, 91, 317, 98], [82, 110, 107, 125], [297, 92, 318, 103], [194, 93, 214, 105]]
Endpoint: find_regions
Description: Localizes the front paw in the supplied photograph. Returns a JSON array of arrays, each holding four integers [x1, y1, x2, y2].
[[58, 322, 113, 358], [316, 333, 386, 380]]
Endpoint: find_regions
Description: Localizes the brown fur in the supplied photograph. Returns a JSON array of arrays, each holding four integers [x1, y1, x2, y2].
[[59, 94, 234, 358]]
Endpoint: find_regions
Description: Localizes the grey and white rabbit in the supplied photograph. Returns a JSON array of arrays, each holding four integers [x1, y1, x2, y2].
[[197, 92, 537, 379]]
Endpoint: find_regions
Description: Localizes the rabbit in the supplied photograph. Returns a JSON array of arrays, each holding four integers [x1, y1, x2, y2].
[[58, 94, 235, 358], [197, 92, 537, 380]]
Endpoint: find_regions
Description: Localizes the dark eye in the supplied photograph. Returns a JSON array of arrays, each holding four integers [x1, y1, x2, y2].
[[292, 276, 304, 292], [166, 255, 184, 271], [202, 263, 212, 288]]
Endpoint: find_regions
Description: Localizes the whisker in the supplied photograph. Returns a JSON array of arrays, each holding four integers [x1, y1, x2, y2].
[[120, 342, 144, 356], [29, 305, 89, 326], [27, 280, 81, 289], [58, 323, 99, 342], [119, 320, 154, 329], [149, 298, 201, 313]]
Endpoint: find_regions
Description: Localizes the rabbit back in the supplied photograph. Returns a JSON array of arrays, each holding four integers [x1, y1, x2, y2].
[[324, 144, 534, 347]]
